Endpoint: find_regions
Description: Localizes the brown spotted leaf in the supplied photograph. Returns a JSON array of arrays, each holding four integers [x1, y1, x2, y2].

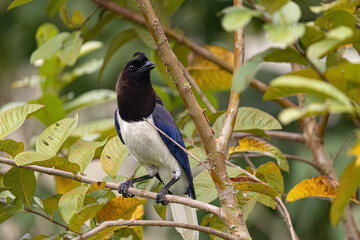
[[0, 139, 24, 157]]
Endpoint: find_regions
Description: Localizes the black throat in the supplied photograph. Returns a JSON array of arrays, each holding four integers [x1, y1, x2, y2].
[[116, 76, 156, 122]]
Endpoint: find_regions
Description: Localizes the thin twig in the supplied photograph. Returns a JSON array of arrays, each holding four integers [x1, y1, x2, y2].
[[233, 131, 305, 142], [332, 132, 356, 161], [242, 153, 256, 169], [76, 4, 102, 30], [274, 197, 299, 240], [180, 63, 216, 113], [24, 208, 70, 231], [72, 219, 238, 240], [0, 157, 220, 217], [142, 117, 210, 170]]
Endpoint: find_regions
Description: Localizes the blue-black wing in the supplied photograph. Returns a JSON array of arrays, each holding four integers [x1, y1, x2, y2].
[[152, 104, 196, 199], [114, 108, 125, 145]]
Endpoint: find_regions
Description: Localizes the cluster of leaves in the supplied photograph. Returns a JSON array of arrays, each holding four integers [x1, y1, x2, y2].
[[221, 0, 360, 227], [2, 0, 360, 239]]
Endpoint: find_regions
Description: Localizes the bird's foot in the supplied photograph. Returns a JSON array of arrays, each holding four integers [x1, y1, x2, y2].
[[118, 180, 135, 198], [155, 188, 168, 206]]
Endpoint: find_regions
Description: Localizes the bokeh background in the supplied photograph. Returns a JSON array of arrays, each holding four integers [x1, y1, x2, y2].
[[0, 0, 359, 239]]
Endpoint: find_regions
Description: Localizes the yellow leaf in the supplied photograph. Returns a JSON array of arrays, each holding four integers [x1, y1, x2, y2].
[[97, 196, 146, 222], [187, 45, 234, 90], [130, 205, 144, 220], [55, 175, 81, 194], [286, 176, 359, 203], [72, 10, 85, 25]]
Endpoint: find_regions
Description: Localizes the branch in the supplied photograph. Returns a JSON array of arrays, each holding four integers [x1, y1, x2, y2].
[[143, 117, 210, 170], [24, 208, 70, 231], [232, 131, 305, 143], [73, 219, 238, 240], [217, 0, 244, 152], [90, 0, 296, 109], [135, 0, 251, 238], [0, 156, 220, 217]]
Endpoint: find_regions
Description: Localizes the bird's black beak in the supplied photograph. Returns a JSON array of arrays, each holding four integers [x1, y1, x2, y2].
[[138, 61, 155, 73]]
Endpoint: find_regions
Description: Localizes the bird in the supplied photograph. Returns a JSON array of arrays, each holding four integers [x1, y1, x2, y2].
[[114, 51, 198, 240]]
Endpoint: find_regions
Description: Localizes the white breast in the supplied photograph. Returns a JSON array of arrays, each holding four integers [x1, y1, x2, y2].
[[116, 111, 189, 196]]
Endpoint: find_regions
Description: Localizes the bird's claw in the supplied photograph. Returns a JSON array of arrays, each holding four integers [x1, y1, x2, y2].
[[155, 188, 168, 205], [118, 180, 135, 198]]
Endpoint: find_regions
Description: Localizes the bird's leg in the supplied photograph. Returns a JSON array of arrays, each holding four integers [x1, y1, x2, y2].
[[156, 172, 180, 205], [118, 174, 154, 198]]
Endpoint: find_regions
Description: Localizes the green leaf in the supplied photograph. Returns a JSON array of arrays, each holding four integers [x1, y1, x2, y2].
[[30, 32, 70, 64], [0, 139, 24, 157], [325, 63, 360, 103], [71, 118, 115, 138], [100, 136, 129, 178], [213, 107, 281, 137], [272, 1, 301, 24], [35, 23, 60, 47], [59, 31, 83, 66], [154, 202, 167, 220], [261, 0, 288, 14], [233, 55, 262, 93], [258, 194, 277, 209], [310, 0, 360, 14], [315, 10, 356, 30], [36, 114, 79, 157], [3, 168, 36, 208], [78, 41, 103, 58], [46, 0, 67, 18], [236, 191, 259, 221], [233, 48, 281, 93], [278, 100, 355, 124], [194, 167, 239, 203], [63, 89, 117, 113], [0, 198, 24, 223], [264, 23, 305, 45], [229, 137, 289, 172], [7, 0, 33, 11], [263, 47, 308, 66], [58, 185, 89, 224], [330, 159, 360, 225], [43, 195, 61, 221], [69, 203, 103, 233], [69, 139, 107, 174], [256, 161, 284, 195], [62, 59, 103, 87], [97, 29, 137, 82], [83, 13, 119, 42], [0, 104, 44, 139], [306, 26, 353, 73], [221, 6, 260, 32], [299, 24, 325, 50], [263, 75, 352, 107], [28, 93, 66, 126], [209, 215, 228, 240]]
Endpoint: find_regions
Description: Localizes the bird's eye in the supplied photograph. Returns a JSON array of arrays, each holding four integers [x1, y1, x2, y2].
[[128, 65, 135, 71]]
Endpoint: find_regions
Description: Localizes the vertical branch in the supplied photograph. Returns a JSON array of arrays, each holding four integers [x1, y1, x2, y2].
[[135, 0, 251, 238], [218, 0, 245, 152]]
